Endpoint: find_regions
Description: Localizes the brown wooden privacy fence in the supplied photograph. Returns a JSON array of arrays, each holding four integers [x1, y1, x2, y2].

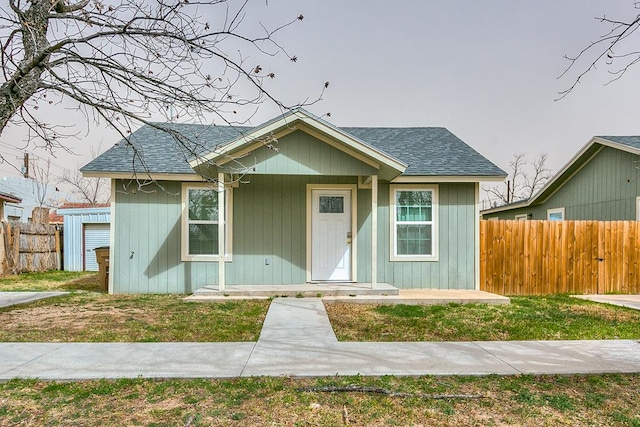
[[480, 220, 640, 295], [0, 221, 61, 275]]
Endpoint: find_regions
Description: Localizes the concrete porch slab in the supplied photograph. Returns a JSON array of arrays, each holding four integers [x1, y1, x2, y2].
[[322, 289, 510, 305], [190, 283, 399, 298], [186, 287, 509, 306]]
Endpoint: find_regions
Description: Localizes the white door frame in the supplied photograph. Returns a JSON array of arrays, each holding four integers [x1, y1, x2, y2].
[[306, 184, 358, 283]]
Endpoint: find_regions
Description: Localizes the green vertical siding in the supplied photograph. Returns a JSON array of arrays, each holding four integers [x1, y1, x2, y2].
[[113, 180, 219, 294], [222, 130, 377, 176], [357, 182, 476, 289], [488, 147, 640, 220], [113, 177, 477, 293]]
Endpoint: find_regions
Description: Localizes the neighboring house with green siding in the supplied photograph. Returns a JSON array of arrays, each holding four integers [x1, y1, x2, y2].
[[82, 109, 505, 294], [481, 136, 640, 221]]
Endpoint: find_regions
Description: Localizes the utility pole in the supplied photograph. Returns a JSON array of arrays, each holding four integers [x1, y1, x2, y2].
[[22, 153, 29, 178]]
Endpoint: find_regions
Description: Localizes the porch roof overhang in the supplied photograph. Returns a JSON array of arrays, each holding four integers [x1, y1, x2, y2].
[[188, 109, 408, 181]]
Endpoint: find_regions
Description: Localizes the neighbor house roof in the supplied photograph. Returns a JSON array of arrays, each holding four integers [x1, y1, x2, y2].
[[82, 109, 505, 180], [481, 135, 640, 215], [0, 190, 21, 204], [49, 202, 110, 223]]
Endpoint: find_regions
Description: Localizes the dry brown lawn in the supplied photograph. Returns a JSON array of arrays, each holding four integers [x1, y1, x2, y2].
[[0, 374, 639, 426]]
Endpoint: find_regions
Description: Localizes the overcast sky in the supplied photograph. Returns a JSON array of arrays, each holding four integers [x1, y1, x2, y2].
[[2, 0, 640, 193]]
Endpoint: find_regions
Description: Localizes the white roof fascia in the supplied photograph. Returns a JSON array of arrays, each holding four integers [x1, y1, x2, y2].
[[297, 115, 407, 172]]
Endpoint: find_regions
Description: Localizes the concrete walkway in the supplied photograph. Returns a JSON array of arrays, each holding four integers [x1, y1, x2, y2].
[[1, 298, 640, 380], [573, 294, 640, 311], [0, 292, 69, 308]]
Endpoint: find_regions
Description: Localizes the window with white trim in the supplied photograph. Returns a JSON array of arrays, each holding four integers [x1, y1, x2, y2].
[[181, 183, 232, 261], [390, 185, 438, 261], [515, 214, 528, 221], [547, 207, 564, 221]]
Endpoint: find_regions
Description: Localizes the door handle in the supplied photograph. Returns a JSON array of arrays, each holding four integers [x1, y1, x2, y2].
[[346, 231, 352, 244]]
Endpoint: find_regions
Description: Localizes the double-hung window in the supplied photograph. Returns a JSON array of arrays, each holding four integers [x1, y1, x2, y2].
[[181, 183, 232, 261], [390, 185, 438, 261]]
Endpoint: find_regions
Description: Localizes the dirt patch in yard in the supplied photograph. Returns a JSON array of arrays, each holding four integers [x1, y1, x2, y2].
[[569, 303, 637, 322], [1, 304, 150, 338], [0, 294, 269, 342]]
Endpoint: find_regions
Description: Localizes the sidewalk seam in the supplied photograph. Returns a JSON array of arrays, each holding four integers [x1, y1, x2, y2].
[[0, 344, 66, 377], [239, 343, 258, 377], [471, 342, 523, 374]]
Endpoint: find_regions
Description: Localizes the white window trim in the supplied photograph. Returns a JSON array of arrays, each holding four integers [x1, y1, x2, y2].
[[390, 184, 439, 262], [547, 207, 565, 221], [636, 196, 640, 221], [515, 214, 528, 221], [181, 182, 233, 262]]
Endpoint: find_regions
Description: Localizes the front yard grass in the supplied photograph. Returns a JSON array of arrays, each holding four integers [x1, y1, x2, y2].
[[326, 295, 640, 341], [0, 271, 100, 292], [0, 374, 639, 426], [0, 271, 268, 342]]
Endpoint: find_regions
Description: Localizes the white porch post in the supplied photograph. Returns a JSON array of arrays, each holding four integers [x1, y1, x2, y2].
[[371, 175, 378, 289], [217, 172, 226, 291]]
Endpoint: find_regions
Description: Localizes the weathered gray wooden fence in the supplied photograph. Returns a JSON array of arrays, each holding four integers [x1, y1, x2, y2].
[[0, 207, 61, 274]]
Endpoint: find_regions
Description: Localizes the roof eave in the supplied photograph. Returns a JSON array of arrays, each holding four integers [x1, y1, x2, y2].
[[480, 200, 530, 215], [81, 171, 204, 181], [393, 174, 506, 183]]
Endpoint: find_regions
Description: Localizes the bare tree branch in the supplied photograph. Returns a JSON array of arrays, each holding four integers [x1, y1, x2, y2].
[[558, 4, 640, 99], [0, 0, 324, 189]]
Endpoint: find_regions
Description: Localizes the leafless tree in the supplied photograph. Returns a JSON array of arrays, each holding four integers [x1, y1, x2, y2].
[[30, 157, 52, 207], [483, 153, 552, 208], [59, 144, 109, 205], [60, 169, 109, 205], [558, 3, 640, 99], [0, 0, 324, 181]]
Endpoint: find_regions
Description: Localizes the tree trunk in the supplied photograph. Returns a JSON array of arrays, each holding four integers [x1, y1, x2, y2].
[[0, 0, 53, 136]]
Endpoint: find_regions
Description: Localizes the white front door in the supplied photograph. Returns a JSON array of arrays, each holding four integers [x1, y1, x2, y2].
[[311, 189, 352, 281]]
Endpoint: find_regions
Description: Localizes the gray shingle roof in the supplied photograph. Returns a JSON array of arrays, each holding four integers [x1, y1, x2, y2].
[[81, 123, 252, 175], [342, 127, 504, 176], [82, 120, 505, 177], [598, 136, 640, 150]]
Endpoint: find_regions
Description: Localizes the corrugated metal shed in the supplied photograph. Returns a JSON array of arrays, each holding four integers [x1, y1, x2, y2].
[[57, 206, 111, 271]]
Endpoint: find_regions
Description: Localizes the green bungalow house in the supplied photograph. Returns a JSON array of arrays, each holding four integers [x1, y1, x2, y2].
[[481, 136, 640, 221], [82, 109, 505, 294]]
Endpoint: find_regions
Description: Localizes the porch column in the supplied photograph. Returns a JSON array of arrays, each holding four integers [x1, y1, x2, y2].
[[218, 172, 226, 291], [371, 175, 378, 289]]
